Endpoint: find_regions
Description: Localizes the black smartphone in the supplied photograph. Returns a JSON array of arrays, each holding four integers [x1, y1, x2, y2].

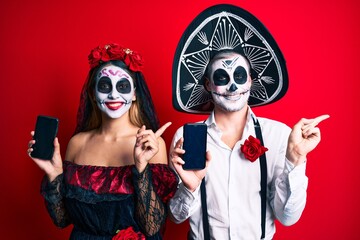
[[183, 123, 207, 170], [31, 115, 59, 160]]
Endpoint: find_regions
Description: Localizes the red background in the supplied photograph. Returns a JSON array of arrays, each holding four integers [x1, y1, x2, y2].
[[1, 0, 359, 239]]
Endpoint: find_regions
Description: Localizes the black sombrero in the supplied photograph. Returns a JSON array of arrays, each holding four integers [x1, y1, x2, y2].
[[172, 4, 288, 114]]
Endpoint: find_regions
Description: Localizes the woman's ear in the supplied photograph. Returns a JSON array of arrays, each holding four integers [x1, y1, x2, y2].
[[132, 89, 136, 101]]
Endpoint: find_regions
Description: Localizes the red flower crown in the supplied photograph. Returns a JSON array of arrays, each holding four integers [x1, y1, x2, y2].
[[88, 43, 144, 72]]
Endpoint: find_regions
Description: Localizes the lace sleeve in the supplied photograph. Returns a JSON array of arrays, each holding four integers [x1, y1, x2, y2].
[[40, 174, 72, 228], [132, 164, 165, 236]]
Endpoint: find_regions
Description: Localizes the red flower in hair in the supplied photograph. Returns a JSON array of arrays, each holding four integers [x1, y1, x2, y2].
[[241, 135, 268, 162], [88, 44, 144, 72], [112, 226, 145, 240], [107, 43, 125, 58], [124, 50, 144, 72], [88, 46, 102, 68]]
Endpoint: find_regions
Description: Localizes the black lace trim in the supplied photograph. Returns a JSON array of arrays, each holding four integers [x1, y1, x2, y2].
[[40, 174, 71, 228], [132, 164, 166, 237]]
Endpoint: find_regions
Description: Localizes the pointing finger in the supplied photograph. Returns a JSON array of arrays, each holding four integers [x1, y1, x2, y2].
[[155, 122, 172, 138], [301, 114, 330, 131], [312, 114, 330, 126]]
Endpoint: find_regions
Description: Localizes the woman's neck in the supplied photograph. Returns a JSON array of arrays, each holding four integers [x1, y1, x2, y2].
[[98, 113, 137, 139]]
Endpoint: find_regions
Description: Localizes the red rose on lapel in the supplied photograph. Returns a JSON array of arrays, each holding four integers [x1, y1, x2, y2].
[[241, 135, 268, 162]]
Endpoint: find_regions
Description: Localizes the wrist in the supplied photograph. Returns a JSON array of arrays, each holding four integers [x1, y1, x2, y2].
[[47, 169, 63, 182], [184, 180, 201, 193], [287, 145, 308, 166], [135, 162, 148, 173], [287, 153, 307, 166]]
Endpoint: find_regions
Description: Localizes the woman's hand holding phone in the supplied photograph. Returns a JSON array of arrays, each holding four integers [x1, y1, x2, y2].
[[27, 116, 63, 182], [28, 132, 63, 182]]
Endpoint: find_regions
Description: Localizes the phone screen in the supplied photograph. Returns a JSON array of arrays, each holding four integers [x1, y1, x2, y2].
[[31, 115, 59, 160], [183, 123, 207, 170]]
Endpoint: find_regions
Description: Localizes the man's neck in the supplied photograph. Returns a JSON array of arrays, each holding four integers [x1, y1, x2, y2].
[[213, 105, 249, 149], [213, 105, 249, 130]]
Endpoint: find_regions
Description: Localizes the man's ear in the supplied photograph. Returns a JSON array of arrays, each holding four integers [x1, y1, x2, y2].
[[204, 78, 211, 92]]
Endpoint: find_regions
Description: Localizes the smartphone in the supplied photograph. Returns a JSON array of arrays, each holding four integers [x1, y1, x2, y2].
[[31, 115, 59, 160], [182, 123, 207, 170]]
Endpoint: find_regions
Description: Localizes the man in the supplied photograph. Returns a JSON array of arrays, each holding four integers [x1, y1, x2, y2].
[[168, 4, 329, 240]]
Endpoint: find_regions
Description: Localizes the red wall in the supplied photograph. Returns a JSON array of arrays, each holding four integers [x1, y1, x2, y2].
[[1, 0, 359, 239]]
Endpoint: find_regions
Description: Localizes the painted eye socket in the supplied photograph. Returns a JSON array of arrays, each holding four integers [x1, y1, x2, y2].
[[97, 77, 112, 93], [116, 78, 131, 94], [213, 69, 230, 86], [233, 66, 248, 84]]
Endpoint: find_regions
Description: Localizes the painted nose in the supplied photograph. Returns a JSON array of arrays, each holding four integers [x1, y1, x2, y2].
[[108, 90, 120, 99], [228, 83, 238, 92]]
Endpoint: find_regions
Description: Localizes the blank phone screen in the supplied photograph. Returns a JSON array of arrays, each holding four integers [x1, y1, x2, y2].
[[183, 123, 207, 170], [31, 115, 59, 160]]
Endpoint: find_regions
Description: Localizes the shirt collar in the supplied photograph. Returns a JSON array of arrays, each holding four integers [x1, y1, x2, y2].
[[204, 106, 258, 146], [205, 106, 257, 129]]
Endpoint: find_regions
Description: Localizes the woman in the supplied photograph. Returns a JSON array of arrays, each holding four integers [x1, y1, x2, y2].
[[27, 43, 178, 240]]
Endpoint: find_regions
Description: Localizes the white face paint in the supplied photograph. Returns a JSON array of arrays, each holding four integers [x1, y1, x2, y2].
[[207, 53, 251, 112], [95, 65, 135, 119]]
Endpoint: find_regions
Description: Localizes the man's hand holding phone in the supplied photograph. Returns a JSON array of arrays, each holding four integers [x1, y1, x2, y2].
[[170, 123, 211, 192]]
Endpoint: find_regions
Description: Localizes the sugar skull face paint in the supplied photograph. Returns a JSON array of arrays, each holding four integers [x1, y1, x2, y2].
[[95, 65, 135, 119], [207, 53, 251, 112]]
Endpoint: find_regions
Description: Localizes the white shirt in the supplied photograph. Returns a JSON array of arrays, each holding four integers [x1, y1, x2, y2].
[[168, 108, 308, 240]]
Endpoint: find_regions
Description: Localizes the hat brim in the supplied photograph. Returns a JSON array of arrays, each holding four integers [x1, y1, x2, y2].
[[172, 4, 288, 114]]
